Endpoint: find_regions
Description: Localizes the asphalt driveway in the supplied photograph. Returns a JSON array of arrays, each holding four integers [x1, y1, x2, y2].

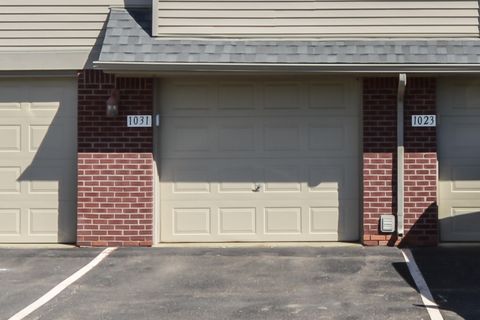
[[0, 248, 102, 319], [411, 246, 480, 320], [0, 246, 431, 320]]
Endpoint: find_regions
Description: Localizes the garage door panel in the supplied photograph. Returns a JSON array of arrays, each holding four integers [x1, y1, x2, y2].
[[0, 102, 22, 112], [440, 165, 480, 193], [162, 117, 357, 159], [308, 165, 342, 192], [159, 77, 360, 242], [0, 78, 76, 243], [0, 166, 21, 193], [162, 159, 354, 200], [29, 179, 58, 194], [451, 181, 480, 194], [264, 82, 301, 110], [219, 207, 257, 235], [0, 125, 21, 152], [162, 81, 212, 111], [264, 165, 301, 193], [441, 207, 480, 241], [21, 163, 75, 197], [440, 119, 480, 157], [0, 205, 65, 242], [450, 208, 480, 233], [170, 165, 211, 194], [164, 193, 340, 206], [438, 78, 480, 241], [439, 82, 480, 114], [218, 120, 256, 152], [173, 207, 211, 235], [218, 82, 257, 110], [308, 81, 349, 110], [162, 202, 349, 241], [161, 78, 358, 115], [263, 120, 301, 152], [0, 83, 74, 117], [450, 123, 480, 149], [310, 207, 340, 234], [218, 167, 258, 193], [217, 182, 258, 195], [264, 207, 302, 234], [450, 166, 480, 193], [28, 208, 58, 236], [0, 209, 21, 236], [0, 125, 75, 159], [440, 159, 480, 174], [337, 200, 360, 241], [163, 119, 211, 153], [447, 198, 480, 207], [308, 125, 344, 151], [29, 125, 49, 152]]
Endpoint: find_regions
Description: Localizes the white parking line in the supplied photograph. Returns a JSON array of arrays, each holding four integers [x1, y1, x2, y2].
[[401, 248, 444, 320], [8, 247, 117, 320]]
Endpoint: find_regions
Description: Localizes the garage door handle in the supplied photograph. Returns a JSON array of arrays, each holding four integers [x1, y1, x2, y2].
[[252, 185, 261, 192]]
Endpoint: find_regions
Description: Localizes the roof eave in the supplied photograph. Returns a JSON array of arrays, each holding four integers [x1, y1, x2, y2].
[[94, 61, 480, 74]]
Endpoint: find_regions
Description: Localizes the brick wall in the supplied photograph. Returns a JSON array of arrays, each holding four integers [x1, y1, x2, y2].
[[78, 71, 152, 153], [362, 77, 438, 246], [363, 78, 398, 246], [402, 78, 438, 246], [77, 70, 154, 247]]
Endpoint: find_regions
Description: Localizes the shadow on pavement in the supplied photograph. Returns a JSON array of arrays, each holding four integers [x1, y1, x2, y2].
[[393, 246, 480, 320]]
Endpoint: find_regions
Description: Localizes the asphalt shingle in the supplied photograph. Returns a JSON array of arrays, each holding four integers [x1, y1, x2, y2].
[[98, 8, 480, 65]]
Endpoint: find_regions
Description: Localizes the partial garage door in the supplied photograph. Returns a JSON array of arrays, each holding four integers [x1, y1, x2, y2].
[[438, 78, 480, 241], [158, 77, 360, 242], [0, 78, 76, 243]]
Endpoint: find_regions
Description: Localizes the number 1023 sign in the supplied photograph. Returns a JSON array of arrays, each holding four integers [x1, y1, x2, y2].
[[411, 115, 436, 127], [127, 115, 152, 127]]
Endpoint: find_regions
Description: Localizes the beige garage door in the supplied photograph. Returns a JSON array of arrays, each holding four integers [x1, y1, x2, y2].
[[0, 78, 77, 243], [158, 77, 360, 242], [438, 78, 480, 241]]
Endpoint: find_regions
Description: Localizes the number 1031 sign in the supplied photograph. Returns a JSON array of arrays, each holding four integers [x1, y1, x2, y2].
[[127, 115, 152, 127], [411, 115, 436, 127]]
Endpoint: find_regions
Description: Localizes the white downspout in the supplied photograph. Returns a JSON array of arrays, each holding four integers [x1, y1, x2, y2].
[[397, 74, 407, 237]]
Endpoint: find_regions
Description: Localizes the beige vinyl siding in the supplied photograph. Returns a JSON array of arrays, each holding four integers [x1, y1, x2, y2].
[[0, 0, 149, 70], [155, 0, 480, 38]]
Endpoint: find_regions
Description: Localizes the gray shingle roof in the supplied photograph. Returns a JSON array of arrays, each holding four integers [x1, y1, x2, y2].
[[98, 8, 480, 66]]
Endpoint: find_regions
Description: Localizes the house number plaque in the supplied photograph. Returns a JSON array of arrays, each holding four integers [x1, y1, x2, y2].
[[127, 115, 152, 127]]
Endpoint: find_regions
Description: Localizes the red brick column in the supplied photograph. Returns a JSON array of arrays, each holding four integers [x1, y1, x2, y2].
[[77, 70, 154, 247], [362, 77, 438, 246], [402, 78, 438, 246], [362, 78, 398, 246]]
